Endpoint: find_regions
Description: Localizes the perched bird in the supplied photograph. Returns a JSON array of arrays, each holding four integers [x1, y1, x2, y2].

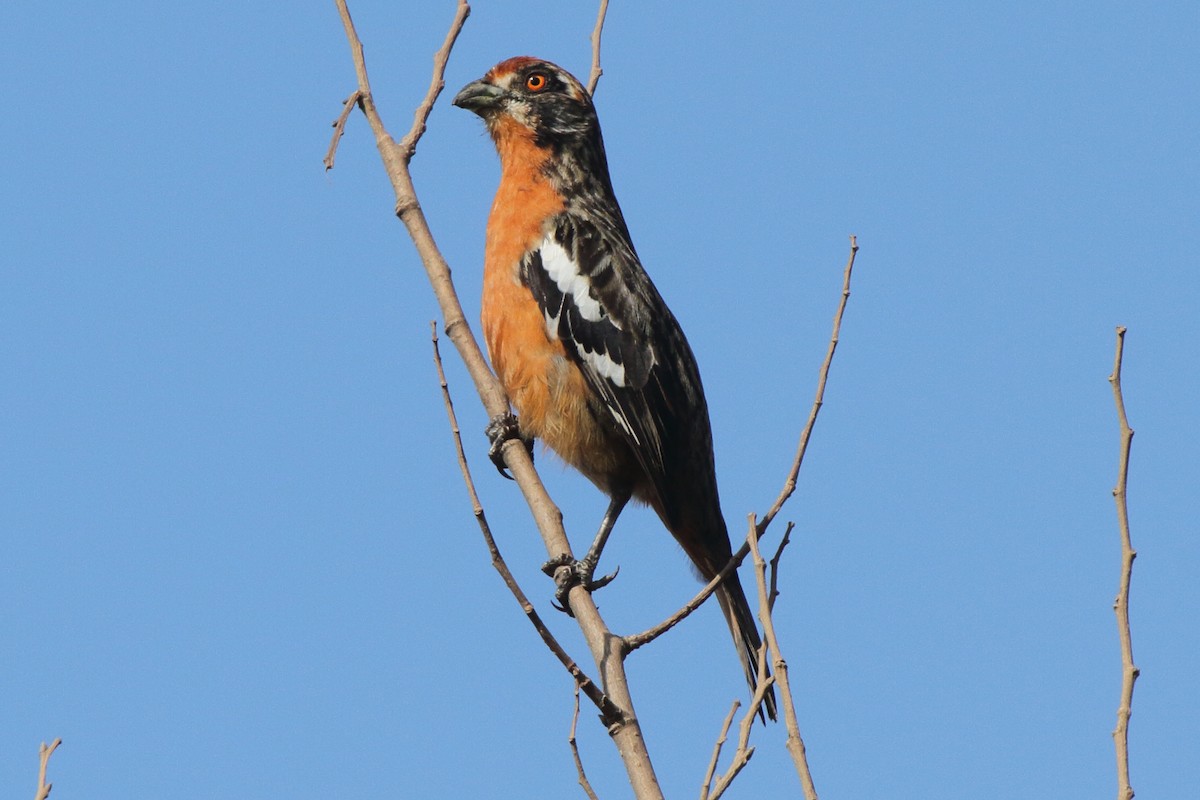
[[454, 57, 776, 720]]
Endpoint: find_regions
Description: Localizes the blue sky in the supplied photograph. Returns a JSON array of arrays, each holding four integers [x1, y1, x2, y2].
[[3, 1, 1197, 797]]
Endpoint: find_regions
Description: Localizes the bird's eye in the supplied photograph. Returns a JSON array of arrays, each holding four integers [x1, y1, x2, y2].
[[525, 72, 548, 92]]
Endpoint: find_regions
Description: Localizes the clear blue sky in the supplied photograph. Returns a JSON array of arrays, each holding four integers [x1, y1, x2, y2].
[[3, 2, 1197, 797]]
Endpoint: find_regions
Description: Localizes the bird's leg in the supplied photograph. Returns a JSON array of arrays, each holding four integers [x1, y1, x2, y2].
[[543, 491, 629, 613], [578, 491, 628, 587], [485, 412, 534, 479]]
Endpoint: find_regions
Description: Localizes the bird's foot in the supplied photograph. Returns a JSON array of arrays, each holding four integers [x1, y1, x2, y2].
[[541, 554, 620, 616], [485, 412, 533, 479]]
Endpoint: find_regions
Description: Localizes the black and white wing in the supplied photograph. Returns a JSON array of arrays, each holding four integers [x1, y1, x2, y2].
[[520, 210, 679, 487]]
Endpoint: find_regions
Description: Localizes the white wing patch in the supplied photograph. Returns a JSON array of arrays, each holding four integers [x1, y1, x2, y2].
[[539, 236, 604, 322], [580, 342, 626, 386], [534, 235, 630, 388]]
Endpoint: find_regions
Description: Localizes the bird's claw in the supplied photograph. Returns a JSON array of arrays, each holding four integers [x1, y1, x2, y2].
[[485, 413, 532, 479], [542, 554, 620, 615]]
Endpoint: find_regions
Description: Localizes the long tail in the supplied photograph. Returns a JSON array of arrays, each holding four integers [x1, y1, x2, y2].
[[715, 572, 778, 721]]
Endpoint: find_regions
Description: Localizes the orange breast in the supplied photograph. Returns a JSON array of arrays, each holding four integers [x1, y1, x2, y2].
[[481, 123, 633, 489]]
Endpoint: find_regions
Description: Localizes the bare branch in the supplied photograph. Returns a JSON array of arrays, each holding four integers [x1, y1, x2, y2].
[[634, 236, 856, 728], [627, 521, 794, 653], [329, 0, 565, 571], [635, 239, 856, 798], [431, 323, 621, 725], [569, 684, 601, 800], [397, 6, 471, 158], [706, 643, 773, 799], [758, 235, 858, 537], [702, 236, 856, 798], [702, 626, 777, 799], [750, 518, 818, 799], [586, 0, 610, 96], [767, 523, 794, 612], [34, 739, 61, 800], [624, 537, 751, 652], [1108, 326, 1138, 800], [330, 0, 469, 168], [706, 728, 756, 800], [324, 90, 362, 170], [626, 519, 788, 652], [699, 702, 739, 800]]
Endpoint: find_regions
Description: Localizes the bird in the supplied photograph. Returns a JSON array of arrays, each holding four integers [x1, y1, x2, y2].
[[453, 56, 776, 721]]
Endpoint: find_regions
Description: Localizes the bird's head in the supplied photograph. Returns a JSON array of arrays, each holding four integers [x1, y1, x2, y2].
[[453, 57, 598, 148]]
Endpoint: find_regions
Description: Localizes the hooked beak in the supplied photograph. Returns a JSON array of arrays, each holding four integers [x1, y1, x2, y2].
[[452, 79, 506, 116]]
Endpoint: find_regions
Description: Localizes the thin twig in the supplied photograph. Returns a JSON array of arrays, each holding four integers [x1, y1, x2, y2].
[[758, 235, 858, 537], [586, 0, 610, 96], [720, 237, 855, 798], [569, 684, 601, 800], [705, 637, 776, 799], [34, 739, 61, 800], [324, 90, 363, 170], [431, 323, 621, 725], [625, 535, 753, 651], [750, 517, 817, 799], [629, 238, 855, 653], [397, 7, 470, 158], [706, 640, 773, 800], [626, 523, 787, 652], [699, 702, 739, 800], [706, 722, 756, 799], [767, 523, 794, 612], [1108, 326, 1138, 800]]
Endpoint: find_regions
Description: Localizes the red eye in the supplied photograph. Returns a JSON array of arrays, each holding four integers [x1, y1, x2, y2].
[[525, 73, 548, 92]]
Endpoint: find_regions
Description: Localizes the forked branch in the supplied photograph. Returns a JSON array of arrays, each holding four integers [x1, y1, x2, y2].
[[630, 237, 859, 655], [758, 235, 858, 537], [750, 519, 817, 798], [431, 323, 620, 726], [34, 739, 61, 800]]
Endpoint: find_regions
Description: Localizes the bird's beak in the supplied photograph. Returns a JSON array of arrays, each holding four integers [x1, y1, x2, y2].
[[453, 79, 506, 115]]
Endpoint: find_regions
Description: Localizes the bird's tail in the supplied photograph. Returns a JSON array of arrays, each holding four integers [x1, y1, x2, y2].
[[715, 573, 778, 722]]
